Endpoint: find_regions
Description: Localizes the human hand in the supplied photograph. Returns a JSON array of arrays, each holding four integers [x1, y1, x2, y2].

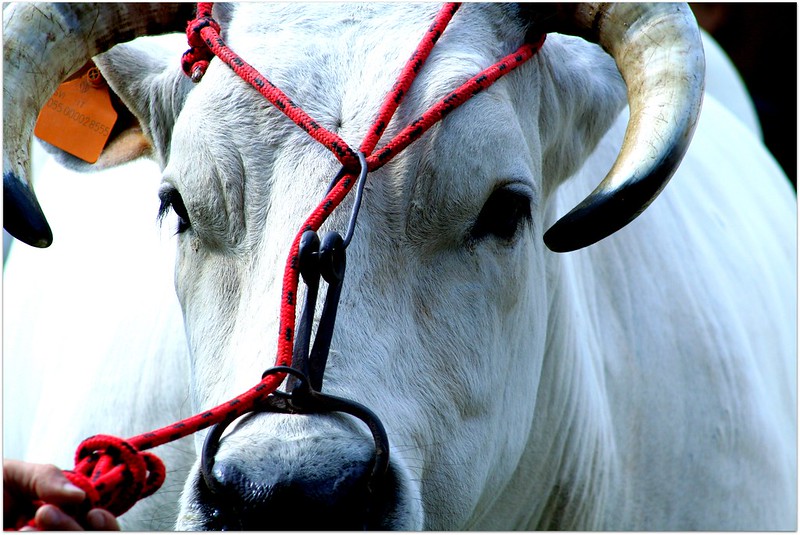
[[3, 459, 119, 531]]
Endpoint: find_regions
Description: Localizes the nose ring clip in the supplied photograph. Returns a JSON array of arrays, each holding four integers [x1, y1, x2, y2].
[[200, 152, 388, 499]]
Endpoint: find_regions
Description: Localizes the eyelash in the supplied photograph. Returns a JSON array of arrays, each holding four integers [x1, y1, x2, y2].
[[469, 187, 532, 243], [158, 188, 191, 234]]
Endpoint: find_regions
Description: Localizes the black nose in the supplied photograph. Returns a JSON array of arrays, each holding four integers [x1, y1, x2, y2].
[[195, 446, 397, 530]]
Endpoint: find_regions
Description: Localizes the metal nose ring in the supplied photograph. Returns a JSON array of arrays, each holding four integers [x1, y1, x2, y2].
[[201, 366, 390, 500]]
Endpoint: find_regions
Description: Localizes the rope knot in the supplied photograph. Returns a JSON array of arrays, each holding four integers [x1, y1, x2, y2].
[[181, 6, 221, 82], [65, 435, 166, 517]]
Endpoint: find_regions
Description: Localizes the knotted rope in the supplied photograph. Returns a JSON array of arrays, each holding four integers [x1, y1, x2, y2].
[[19, 3, 544, 528], [63, 436, 164, 517]]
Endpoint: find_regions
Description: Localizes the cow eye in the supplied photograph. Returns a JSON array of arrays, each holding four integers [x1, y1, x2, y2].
[[470, 186, 532, 243], [158, 187, 191, 234]]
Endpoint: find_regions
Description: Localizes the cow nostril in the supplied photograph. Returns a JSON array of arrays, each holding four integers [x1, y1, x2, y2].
[[195, 453, 398, 530]]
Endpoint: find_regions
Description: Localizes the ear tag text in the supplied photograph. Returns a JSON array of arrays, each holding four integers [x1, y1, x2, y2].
[[34, 66, 118, 164]]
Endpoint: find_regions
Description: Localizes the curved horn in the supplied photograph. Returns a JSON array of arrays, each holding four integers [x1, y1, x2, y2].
[[524, 3, 705, 252], [3, 3, 194, 247]]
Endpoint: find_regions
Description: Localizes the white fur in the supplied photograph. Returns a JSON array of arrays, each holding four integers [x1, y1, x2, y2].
[[4, 4, 795, 530]]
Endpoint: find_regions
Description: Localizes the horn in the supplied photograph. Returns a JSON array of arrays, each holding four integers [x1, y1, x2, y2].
[[3, 3, 195, 247], [523, 3, 705, 252]]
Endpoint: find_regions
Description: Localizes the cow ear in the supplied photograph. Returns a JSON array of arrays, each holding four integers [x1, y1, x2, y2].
[[536, 35, 627, 194], [41, 34, 193, 172]]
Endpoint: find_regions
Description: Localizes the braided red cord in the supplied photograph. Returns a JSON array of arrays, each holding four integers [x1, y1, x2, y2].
[[358, 3, 460, 158], [188, 1, 360, 168], [22, 3, 545, 528]]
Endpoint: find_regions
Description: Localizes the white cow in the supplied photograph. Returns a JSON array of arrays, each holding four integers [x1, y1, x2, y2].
[[3, 3, 795, 531]]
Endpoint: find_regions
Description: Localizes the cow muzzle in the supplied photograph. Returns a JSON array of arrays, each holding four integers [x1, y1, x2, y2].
[[187, 366, 398, 529], [180, 406, 413, 530]]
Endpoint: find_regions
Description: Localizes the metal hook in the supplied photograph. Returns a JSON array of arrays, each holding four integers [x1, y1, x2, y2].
[[287, 231, 322, 392], [304, 231, 346, 392], [288, 229, 347, 394], [343, 151, 368, 248], [325, 151, 368, 249]]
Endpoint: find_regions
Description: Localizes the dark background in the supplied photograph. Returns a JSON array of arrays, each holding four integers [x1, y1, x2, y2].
[[691, 3, 797, 188]]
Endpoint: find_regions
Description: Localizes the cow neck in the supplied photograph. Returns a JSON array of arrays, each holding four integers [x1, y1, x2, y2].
[[20, 4, 545, 528]]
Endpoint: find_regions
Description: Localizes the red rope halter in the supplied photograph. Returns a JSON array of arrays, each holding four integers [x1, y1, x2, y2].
[[21, 3, 544, 527]]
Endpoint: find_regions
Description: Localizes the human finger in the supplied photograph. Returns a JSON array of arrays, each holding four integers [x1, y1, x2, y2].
[[86, 509, 120, 531], [32, 504, 84, 531]]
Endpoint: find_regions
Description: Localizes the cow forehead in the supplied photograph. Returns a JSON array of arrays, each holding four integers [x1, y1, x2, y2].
[[164, 3, 534, 244], [223, 3, 524, 65], [198, 4, 525, 133]]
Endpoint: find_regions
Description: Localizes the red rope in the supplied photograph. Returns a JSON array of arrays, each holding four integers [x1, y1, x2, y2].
[[21, 3, 545, 527]]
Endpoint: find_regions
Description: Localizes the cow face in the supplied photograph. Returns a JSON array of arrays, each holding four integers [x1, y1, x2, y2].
[[150, 5, 561, 528]]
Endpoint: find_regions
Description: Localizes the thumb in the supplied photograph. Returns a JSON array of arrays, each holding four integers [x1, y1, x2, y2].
[[4, 460, 86, 506], [35, 467, 87, 506]]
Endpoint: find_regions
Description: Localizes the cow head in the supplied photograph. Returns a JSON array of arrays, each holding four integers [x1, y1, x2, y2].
[[3, 3, 703, 530]]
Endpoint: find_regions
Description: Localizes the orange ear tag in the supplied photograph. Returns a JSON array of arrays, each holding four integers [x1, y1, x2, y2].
[[34, 67, 118, 164]]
